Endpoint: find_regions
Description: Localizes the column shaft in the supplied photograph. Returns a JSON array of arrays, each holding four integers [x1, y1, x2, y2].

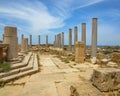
[[91, 18, 97, 58]]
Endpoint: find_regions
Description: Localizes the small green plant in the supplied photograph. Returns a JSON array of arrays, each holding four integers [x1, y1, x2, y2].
[[0, 62, 11, 72], [0, 80, 5, 87]]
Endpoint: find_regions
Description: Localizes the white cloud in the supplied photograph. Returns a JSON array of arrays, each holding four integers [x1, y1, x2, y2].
[[0, 0, 106, 44]]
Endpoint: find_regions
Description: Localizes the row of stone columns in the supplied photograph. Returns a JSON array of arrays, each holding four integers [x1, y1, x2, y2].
[[53, 18, 98, 63], [54, 32, 64, 49]]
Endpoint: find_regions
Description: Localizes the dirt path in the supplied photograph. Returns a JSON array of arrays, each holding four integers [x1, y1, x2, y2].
[[0, 54, 103, 96]]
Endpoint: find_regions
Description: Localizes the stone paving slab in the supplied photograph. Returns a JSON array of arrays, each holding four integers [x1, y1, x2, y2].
[[19, 81, 58, 96]]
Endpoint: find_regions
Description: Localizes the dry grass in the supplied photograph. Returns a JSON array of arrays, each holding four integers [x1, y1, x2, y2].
[[112, 53, 120, 65]]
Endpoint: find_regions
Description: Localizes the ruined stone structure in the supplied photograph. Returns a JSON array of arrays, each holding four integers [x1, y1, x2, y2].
[[69, 29, 72, 51], [75, 41, 84, 63], [30, 35, 32, 48], [46, 35, 48, 47], [82, 23, 86, 56], [91, 18, 97, 58], [3, 26, 18, 59], [62, 32, 64, 49], [22, 38, 28, 52]]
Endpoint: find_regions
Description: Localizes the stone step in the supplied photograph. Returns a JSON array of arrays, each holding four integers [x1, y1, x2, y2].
[[0, 53, 34, 79], [0, 53, 39, 83], [11, 52, 32, 69]]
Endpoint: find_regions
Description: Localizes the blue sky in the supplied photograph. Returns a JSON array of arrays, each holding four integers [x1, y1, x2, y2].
[[0, 0, 120, 45]]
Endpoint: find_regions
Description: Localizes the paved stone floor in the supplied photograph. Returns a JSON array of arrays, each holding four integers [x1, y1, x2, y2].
[[0, 54, 103, 96]]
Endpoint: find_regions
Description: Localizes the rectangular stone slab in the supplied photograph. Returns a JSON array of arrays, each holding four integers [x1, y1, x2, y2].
[[91, 68, 120, 92]]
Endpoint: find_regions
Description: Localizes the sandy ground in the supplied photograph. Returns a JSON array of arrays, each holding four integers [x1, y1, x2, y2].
[[0, 53, 103, 96]]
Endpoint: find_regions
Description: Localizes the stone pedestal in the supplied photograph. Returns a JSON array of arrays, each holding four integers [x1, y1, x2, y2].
[[69, 29, 72, 51], [91, 18, 97, 58], [3, 26, 18, 59], [22, 38, 28, 52], [75, 42, 84, 63]]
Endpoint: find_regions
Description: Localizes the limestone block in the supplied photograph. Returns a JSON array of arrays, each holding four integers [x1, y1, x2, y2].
[[107, 62, 118, 68], [91, 68, 120, 92], [75, 42, 84, 63]]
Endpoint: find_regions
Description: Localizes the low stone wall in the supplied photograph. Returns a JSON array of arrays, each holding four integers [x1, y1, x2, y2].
[[91, 68, 120, 92]]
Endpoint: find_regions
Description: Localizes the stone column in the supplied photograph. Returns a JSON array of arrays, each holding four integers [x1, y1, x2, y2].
[[82, 23, 86, 56], [38, 35, 40, 48], [21, 34, 24, 51], [91, 18, 97, 58], [21, 34, 24, 44], [30, 35, 32, 48], [69, 29, 72, 51], [55, 35, 57, 48], [22, 38, 28, 52], [3, 26, 18, 59], [56, 34, 58, 48], [46, 35, 48, 47], [74, 26, 78, 46], [59, 33, 61, 48], [75, 41, 84, 63], [62, 32, 64, 49]]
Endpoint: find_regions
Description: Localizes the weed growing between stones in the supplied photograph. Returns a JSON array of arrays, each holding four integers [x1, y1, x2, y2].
[[0, 62, 11, 72]]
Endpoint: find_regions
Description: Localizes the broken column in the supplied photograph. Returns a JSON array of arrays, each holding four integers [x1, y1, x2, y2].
[[91, 18, 98, 63], [82, 23, 86, 56], [38, 35, 40, 48], [62, 32, 64, 49], [22, 38, 28, 52], [30, 35, 32, 48], [75, 41, 84, 63], [46, 35, 48, 47], [3, 26, 18, 59], [74, 26, 78, 47], [69, 28, 72, 51]]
